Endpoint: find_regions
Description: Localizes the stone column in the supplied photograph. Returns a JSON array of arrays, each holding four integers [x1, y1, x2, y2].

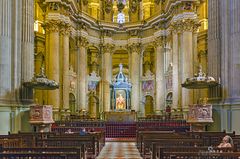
[[21, 0, 34, 102], [77, 37, 88, 111], [155, 37, 165, 111], [172, 30, 179, 110], [102, 44, 114, 112], [181, 21, 194, 110], [208, 0, 221, 99], [129, 43, 141, 112], [0, 0, 12, 98], [61, 25, 71, 111], [45, 21, 60, 111]]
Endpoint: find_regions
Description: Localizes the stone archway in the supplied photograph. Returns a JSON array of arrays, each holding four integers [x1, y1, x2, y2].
[[166, 92, 173, 106], [145, 95, 154, 116]]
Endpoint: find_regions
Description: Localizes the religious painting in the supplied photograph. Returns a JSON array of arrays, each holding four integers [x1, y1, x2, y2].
[[142, 80, 154, 92], [88, 81, 98, 91], [116, 90, 126, 110]]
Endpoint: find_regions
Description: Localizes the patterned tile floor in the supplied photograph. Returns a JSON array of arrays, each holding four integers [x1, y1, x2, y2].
[[97, 142, 142, 159]]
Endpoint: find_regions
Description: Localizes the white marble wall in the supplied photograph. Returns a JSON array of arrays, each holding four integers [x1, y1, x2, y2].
[[208, 0, 240, 132], [0, 0, 34, 134], [0, 0, 12, 99]]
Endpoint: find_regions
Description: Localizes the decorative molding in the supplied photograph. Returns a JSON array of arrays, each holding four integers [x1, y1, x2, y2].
[[88, 36, 101, 46], [154, 29, 169, 37], [129, 29, 140, 37], [128, 38, 141, 45], [103, 37, 114, 44]]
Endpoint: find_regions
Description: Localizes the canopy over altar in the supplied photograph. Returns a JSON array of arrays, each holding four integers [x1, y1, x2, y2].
[[110, 64, 132, 111]]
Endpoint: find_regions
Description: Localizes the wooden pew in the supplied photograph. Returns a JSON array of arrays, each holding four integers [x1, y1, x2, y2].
[[0, 147, 84, 159], [164, 151, 240, 159], [0, 152, 68, 158], [186, 131, 236, 146], [0, 138, 22, 148], [36, 137, 96, 158], [151, 145, 234, 159], [142, 138, 204, 158]]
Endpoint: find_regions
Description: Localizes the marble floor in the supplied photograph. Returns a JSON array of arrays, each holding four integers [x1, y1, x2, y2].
[[96, 142, 142, 159]]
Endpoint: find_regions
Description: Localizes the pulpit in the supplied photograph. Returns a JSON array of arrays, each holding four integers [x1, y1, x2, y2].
[[182, 65, 218, 131], [29, 105, 54, 132], [187, 104, 213, 131]]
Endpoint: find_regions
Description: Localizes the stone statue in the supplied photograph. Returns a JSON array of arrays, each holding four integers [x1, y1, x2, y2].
[[116, 93, 125, 109]]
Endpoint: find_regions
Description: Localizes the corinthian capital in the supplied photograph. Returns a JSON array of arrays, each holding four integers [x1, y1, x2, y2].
[[154, 36, 165, 48], [103, 43, 115, 53], [77, 37, 89, 47], [128, 43, 141, 54], [44, 20, 60, 32], [60, 23, 71, 36], [170, 19, 199, 33]]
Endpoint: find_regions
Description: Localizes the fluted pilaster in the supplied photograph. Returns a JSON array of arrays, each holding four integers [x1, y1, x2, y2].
[[45, 20, 60, 111], [21, 0, 34, 82], [171, 19, 198, 110], [0, 0, 12, 98], [182, 30, 193, 110], [154, 37, 165, 111], [77, 37, 88, 110], [102, 44, 114, 112], [129, 43, 141, 112], [21, 0, 34, 102], [208, 0, 221, 100], [60, 24, 71, 110]]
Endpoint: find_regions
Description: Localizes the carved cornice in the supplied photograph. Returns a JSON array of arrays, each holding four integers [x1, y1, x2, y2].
[[103, 30, 113, 37], [128, 29, 140, 37], [103, 44, 115, 54]]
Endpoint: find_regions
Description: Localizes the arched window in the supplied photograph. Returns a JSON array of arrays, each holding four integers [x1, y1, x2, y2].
[[117, 12, 125, 24]]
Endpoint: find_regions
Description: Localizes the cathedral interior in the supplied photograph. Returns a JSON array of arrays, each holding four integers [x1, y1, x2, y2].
[[0, 0, 240, 137]]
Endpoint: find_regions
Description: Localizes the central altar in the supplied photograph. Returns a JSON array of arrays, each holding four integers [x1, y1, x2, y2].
[[104, 111, 136, 122], [110, 64, 132, 111]]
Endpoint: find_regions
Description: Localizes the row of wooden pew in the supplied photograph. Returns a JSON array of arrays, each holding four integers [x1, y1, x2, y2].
[[136, 130, 240, 159], [0, 130, 105, 159]]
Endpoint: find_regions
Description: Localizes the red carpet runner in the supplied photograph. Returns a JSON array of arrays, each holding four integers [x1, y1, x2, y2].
[[97, 142, 142, 159]]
